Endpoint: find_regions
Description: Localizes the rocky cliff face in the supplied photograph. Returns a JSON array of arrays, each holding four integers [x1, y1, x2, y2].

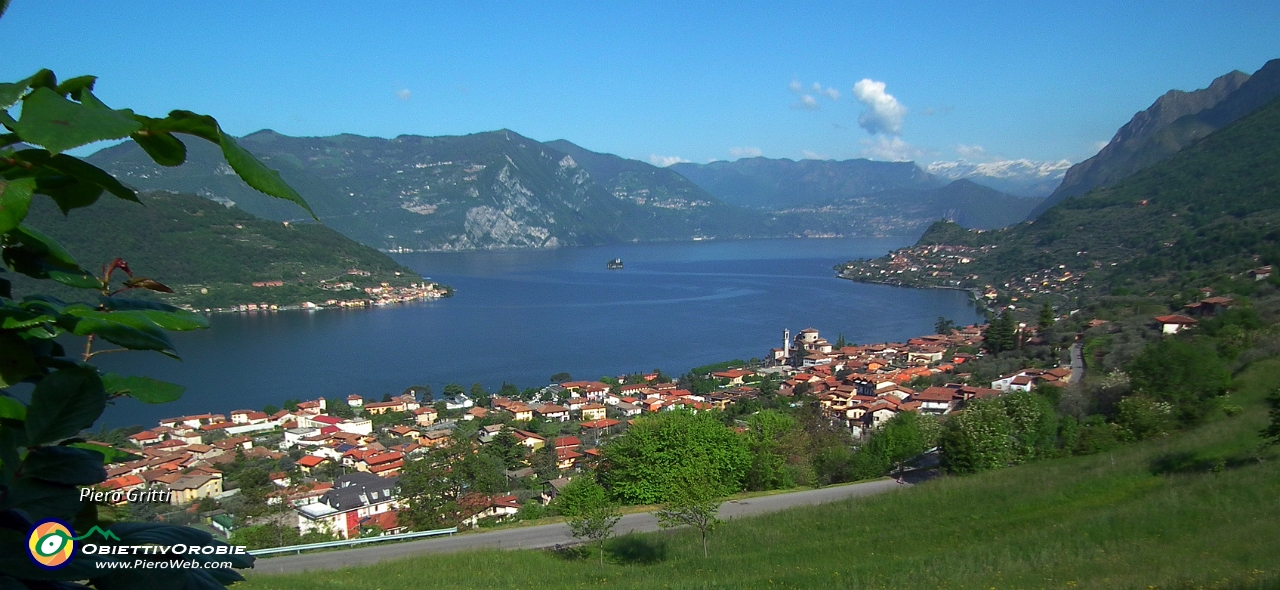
[[1030, 59, 1280, 218]]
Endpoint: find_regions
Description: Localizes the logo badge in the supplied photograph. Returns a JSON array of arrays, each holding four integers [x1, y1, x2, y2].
[[28, 519, 75, 569]]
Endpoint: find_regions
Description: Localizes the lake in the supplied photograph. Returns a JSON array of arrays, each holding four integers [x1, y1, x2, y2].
[[97, 237, 984, 427]]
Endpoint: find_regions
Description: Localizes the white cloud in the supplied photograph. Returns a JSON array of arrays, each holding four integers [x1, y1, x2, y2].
[[788, 79, 803, 93], [851, 79, 907, 135], [801, 150, 827, 160], [859, 136, 922, 161], [395, 89, 412, 101], [792, 94, 820, 110], [729, 147, 763, 158], [824, 87, 840, 101], [955, 144, 987, 159], [648, 154, 689, 167], [1093, 140, 1109, 152]]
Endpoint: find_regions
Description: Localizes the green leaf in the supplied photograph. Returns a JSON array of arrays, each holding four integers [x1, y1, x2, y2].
[[63, 308, 175, 354], [0, 476, 82, 522], [0, 332, 38, 387], [15, 149, 138, 205], [55, 75, 97, 100], [0, 395, 24, 421], [24, 366, 106, 445], [218, 131, 316, 218], [1, 225, 100, 289], [22, 445, 107, 485], [69, 441, 139, 465], [0, 309, 55, 330], [0, 79, 30, 110], [148, 110, 219, 142], [102, 373, 184, 404], [0, 177, 35, 234], [98, 298, 209, 331], [10, 88, 142, 154], [130, 129, 186, 166], [121, 277, 174, 294]]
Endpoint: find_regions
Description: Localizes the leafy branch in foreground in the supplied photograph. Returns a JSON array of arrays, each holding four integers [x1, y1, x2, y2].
[[1, 67, 310, 589]]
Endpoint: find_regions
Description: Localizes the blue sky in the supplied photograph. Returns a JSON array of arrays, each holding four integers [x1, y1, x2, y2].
[[3, 1, 1278, 166]]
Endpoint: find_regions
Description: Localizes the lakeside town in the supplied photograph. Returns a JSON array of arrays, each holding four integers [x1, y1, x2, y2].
[[199, 268, 451, 314], [88, 321, 1081, 544]]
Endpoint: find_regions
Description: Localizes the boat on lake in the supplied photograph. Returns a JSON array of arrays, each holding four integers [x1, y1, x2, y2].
[[607, 258, 623, 269]]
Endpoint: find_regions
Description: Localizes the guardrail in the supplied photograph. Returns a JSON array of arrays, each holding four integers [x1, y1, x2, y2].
[[248, 527, 458, 556]]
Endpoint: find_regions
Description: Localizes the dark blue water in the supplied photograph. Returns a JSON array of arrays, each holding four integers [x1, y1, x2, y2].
[[97, 238, 983, 427]]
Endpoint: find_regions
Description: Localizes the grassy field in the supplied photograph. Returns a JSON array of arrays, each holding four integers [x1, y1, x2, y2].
[[243, 360, 1280, 590]]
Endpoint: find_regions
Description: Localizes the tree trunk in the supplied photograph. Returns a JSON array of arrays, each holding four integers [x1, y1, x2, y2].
[[701, 528, 708, 558]]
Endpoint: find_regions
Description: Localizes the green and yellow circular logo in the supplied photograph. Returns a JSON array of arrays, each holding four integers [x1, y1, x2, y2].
[[28, 519, 75, 569]]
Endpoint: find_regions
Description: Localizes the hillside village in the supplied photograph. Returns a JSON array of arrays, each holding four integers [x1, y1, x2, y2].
[[92, 322, 1080, 546]]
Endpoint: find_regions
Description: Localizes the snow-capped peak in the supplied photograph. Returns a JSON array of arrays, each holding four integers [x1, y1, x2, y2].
[[927, 158, 1072, 180]]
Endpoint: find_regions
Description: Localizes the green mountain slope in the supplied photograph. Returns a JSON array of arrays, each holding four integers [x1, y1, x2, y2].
[[15, 191, 434, 309], [87, 130, 777, 251], [1030, 58, 1280, 218], [843, 93, 1280, 297]]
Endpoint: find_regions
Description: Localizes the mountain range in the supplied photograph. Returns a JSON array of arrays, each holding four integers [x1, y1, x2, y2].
[[87, 131, 1044, 250], [1028, 58, 1280, 218]]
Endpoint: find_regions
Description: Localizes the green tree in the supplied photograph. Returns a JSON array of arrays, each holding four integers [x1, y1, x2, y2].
[[487, 429, 526, 470], [550, 372, 572, 383], [263, 403, 280, 416], [1127, 338, 1229, 422], [556, 477, 621, 566], [851, 411, 941, 479], [0, 59, 310, 587], [1037, 302, 1055, 330], [443, 383, 465, 398], [455, 450, 507, 494], [656, 469, 723, 558], [1262, 388, 1280, 445], [398, 445, 465, 530], [935, 316, 957, 335], [940, 398, 1014, 474], [326, 397, 355, 419], [1115, 394, 1175, 440], [982, 312, 1017, 354], [1002, 391, 1058, 462], [598, 410, 750, 504], [470, 382, 490, 406], [531, 443, 559, 480], [743, 410, 804, 491]]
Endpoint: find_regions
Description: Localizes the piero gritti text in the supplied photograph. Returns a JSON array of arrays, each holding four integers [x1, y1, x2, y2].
[[79, 488, 173, 504]]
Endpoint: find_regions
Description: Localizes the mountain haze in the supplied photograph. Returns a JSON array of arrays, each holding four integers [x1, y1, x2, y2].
[[669, 157, 939, 210], [1029, 58, 1280, 218]]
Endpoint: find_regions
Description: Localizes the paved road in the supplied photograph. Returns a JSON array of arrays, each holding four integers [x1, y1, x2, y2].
[[1070, 339, 1085, 385], [251, 478, 904, 575]]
